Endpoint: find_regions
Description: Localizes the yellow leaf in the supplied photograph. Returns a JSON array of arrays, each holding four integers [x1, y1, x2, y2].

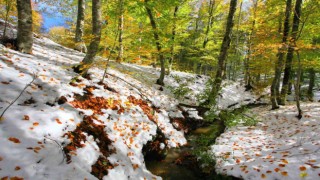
[[281, 159, 288, 164], [300, 172, 308, 178], [281, 171, 288, 176]]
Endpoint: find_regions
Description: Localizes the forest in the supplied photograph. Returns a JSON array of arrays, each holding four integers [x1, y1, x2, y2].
[[0, 0, 320, 179]]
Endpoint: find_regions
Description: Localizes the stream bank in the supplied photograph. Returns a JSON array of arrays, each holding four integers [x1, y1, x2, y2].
[[144, 104, 264, 180]]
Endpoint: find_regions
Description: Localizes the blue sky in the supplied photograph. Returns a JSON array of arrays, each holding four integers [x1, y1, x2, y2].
[[41, 12, 69, 32]]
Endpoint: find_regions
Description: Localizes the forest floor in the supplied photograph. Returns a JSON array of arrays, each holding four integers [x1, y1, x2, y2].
[[0, 31, 256, 180], [1, 25, 320, 180], [212, 102, 320, 180]]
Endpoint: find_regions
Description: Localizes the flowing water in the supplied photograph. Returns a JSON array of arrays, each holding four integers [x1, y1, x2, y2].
[[145, 125, 219, 180]]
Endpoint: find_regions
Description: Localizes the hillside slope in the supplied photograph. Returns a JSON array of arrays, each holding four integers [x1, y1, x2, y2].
[[0, 28, 257, 180]]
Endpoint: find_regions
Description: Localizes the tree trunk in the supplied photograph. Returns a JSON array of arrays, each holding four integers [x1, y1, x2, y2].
[[203, 0, 215, 49], [244, 0, 258, 91], [137, 22, 142, 63], [168, 6, 179, 75], [74, 0, 86, 53], [116, 0, 124, 63], [232, 1, 242, 81], [16, 0, 33, 54], [270, 0, 292, 109], [280, 0, 303, 104], [2, 0, 13, 38], [287, 72, 294, 95], [295, 51, 302, 119], [307, 68, 315, 101], [145, 0, 165, 86], [278, 11, 283, 34], [207, 0, 237, 105], [74, 0, 102, 76]]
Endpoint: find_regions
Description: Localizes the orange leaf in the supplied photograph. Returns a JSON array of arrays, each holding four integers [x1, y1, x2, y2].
[[266, 155, 272, 159], [236, 159, 241, 164], [281, 171, 288, 176], [281, 159, 288, 164], [34, 147, 41, 151], [33, 122, 39, 126], [23, 115, 29, 120], [132, 164, 139, 170], [300, 166, 306, 171], [55, 118, 62, 124], [279, 164, 286, 167], [274, 168, 280, 172], [15, 166, 21, 171], [8, 137, 21, 144], [10, 176, 24, 180], [266, 170, 272, 173], [261, 174, 266, 179]]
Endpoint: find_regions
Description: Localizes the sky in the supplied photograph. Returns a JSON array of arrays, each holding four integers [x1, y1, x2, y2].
[[41, 13, 69, 32]]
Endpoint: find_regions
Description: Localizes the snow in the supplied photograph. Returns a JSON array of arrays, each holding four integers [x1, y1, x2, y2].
[[0, 24, 189, 179], [0, 30, 256, 178], [211, 103, 320, 180], [3, 20, 318, 180]]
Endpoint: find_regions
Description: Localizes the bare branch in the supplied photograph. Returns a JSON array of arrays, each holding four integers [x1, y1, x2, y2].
[[44, 136, 66, 164], [0, 73, 37, 120]]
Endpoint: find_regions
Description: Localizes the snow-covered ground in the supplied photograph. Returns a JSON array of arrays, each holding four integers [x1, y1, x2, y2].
[[212, 103, 320, 180], [0, 33, 188, 179], [0, 22, 260, 179]]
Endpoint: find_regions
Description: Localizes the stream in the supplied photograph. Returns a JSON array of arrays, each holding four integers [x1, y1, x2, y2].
[[145, 104, 266, 180], [145, 123, 231, 180]]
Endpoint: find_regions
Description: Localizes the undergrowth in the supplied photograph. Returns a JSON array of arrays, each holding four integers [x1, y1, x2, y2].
[[167, 75, 193, 100]]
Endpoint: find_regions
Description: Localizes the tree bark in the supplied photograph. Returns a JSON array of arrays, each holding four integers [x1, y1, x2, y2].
[[280, 0, 303, 104], [74, 0, 87, 53], [203, 0, 215, 49], [2, 0, 13, 38], [207, 0, 237, 105], [232, 0, 242, 80], [270, 0, 292, 109], [116, 0, 124, 63], [168, 5, 179, 75], [295, 51, 302, 119], [16, 0, 33, 54], [244, 0, 257, 91], [145, 0, 165, 86], [75, 0, 102, 76], [307, 68, 315, 101]]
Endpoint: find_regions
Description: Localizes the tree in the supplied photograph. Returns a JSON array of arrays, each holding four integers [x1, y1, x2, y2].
[[74, 0, 87, 53], [280, 0, 303, 105], [307, 68, 315, 101], [16, 0, 33, 54], [2, 0, 15, 38], [207, 0, 237, 105], [270, 0, 292, 109], [244, 0, 258, 90], [203, 0, 215, 49], [168, 5, 179, 74], [116, 0, 124, 63], [144, 0, 166, 86], [74, 0, 102, 76]]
